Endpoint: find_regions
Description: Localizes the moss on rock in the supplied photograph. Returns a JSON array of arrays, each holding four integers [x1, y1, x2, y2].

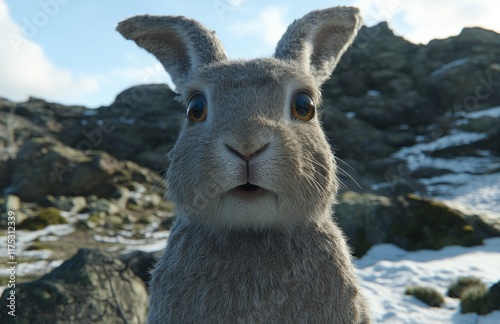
[[18, 207, 67, 230], [391, 195, 482, 251]]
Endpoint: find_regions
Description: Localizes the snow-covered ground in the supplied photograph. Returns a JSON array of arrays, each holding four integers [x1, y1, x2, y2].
[[356, 238, 500, 323]]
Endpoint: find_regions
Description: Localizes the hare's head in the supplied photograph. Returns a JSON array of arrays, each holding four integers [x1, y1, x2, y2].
[[118, 7, 362, 230]]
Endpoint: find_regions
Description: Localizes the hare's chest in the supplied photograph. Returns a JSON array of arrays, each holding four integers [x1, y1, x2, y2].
[[149, 228, 352, 322]]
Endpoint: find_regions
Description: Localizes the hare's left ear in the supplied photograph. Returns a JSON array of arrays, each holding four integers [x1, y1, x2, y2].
[[274, 7, 362, 86], [117, 15, 227, 93]]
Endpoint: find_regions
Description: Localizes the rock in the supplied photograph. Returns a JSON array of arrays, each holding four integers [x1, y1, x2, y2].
[[452, 205, 500, 239], [118, 250, 161, 286], [87, 198, 120, 215], [18, 207, 68, 230], [383, 131, 416, 147], [390, 195, 483, 251], [335, 192, 491, 256], [0, 160, 12, 191], [0, 105, 52, 159], [0, 210, 27, 226], [488, 281, 500, 312], [411, 167, 453, 179], [110, 187, 130, 209], [58, 84, 183, 173], [3, 195, 20, 211], [482, 126, 500, 155], [0, 195, 24, 226], [0, 249, 148, 323], [335, 191, 405, 257], [38, 196, 87, 214], [159, 216, 176, 230], [459, 116, 500, 134], [143, 193, 163, 208], [9, 137, 164, 201]]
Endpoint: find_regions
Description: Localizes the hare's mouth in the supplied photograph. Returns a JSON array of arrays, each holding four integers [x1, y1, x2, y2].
[[230, 182, 267, 200], [238, 182, 260, 192]]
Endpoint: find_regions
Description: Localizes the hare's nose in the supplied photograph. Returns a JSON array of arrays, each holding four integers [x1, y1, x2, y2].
[[225, 144, 268, 161]]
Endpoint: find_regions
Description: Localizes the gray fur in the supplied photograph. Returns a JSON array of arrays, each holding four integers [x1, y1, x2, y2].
[[275, 7, 362, 86], [118, 6, 370, 323], [117, 15, 227, 94]]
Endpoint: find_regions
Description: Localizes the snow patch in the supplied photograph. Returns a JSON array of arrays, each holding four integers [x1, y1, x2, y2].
[[466, 106, 500, 119], [393, 131, 488, 171], [119, 117, 137, 125], [82, 109, 98, 116], [346, 111, 357, 119], [367, 90, 382, 97], [431, 58, 471, 77], [425, 173, 500, 216]]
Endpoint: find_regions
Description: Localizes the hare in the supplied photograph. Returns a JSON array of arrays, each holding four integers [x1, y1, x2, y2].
[[118, 6, 370, 323]]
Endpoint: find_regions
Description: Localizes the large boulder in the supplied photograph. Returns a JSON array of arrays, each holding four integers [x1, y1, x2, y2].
[[335, 192, 404, 256], [60, 84, 183, 172], [390, 195, 483, 251], [0, 249, 148, 324], [335, 192, 498, 257], [9, 137, 163, 201]]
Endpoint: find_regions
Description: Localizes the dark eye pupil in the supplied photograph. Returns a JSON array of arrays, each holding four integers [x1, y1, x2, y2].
[[187, 95, 206, 121], [190, 99, 204, 118], [295, 94, 313, 116]]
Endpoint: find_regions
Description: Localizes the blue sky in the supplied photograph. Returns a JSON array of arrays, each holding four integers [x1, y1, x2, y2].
[[1, 0, 499, 108]]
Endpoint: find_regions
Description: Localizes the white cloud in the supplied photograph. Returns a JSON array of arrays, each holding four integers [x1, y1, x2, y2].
[[0, 0, 99, 103], [230, 5, 288, 46], [354, 0, 500, 44], [111, 63, 175, 91], [398, 0, 500, 44]]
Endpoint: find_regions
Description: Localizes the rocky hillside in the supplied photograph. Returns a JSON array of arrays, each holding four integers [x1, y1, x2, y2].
[[1, 23, 500, 322]]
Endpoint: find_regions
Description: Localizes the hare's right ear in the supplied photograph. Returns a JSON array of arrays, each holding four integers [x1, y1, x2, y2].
[[274, 7, 362, 86], [117, 16, 227, 93]]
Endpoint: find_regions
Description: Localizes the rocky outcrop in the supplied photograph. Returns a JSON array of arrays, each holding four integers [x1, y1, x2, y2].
[[8, 137, 164, 201], [0, 249, 148, 324], [322, 23, 500, 192], [336, 192, 499, 257]]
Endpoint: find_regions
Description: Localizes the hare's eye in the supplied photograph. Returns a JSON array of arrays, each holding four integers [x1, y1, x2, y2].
[[187, 94, 207, 122], [291, 92, 315, 122]]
